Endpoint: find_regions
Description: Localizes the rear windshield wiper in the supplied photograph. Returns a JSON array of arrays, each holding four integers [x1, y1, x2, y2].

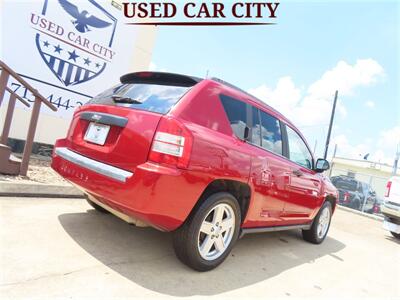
[[112, 96, 143, 104]]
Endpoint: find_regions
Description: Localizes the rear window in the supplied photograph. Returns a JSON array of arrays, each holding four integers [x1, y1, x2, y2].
[[219, 95, 248, 138], [87, 83, 191, 114]]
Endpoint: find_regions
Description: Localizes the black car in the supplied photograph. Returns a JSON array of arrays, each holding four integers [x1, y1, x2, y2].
[[330, 175, 377, 213]]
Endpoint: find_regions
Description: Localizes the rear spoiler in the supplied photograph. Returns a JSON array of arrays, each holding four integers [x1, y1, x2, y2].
[[120, 72, 202, 87]]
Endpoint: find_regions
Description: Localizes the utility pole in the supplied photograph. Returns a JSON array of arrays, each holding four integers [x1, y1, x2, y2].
[[324, 90, 338, 160]]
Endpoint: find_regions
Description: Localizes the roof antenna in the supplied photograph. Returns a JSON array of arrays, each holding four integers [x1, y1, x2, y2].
[[205, 70, 209, 78]]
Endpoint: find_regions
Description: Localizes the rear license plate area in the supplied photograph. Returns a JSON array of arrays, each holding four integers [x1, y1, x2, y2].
[[84, 122, 110, 145]]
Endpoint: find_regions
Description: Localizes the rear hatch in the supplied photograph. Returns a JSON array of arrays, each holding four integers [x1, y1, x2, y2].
[[66, 72, 201, 172]]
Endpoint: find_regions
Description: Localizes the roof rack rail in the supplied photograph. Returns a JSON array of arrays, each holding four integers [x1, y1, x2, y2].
[[120, 72, 202, 87]]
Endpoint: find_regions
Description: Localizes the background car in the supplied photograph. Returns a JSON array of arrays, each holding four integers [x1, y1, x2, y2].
[[330, 175, 376, 213], [382, 176, 400, 239]]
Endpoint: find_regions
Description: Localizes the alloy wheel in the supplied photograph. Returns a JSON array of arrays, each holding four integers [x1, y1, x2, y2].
[[197, 203, 236, 261], [317, 206, 331, 239]]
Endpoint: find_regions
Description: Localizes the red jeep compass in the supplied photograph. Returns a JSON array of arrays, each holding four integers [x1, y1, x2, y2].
[[52, 72, 338, 271]]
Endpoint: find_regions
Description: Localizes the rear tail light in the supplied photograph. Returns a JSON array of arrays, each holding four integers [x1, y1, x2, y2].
[[385, 181, 392, 197], [343, 192, 350, 203], [149, 117, 193, 169], [373, 204, 379, 214]]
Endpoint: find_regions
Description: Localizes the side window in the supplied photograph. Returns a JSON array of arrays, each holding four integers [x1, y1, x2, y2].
[[259, 110, 283, 155], [286, 126, 313, 169], [219, 95, 248, 139], [251, 106, 262, 146]]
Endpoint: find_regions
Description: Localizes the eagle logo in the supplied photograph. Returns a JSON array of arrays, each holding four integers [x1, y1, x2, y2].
[[34, 0, 117, 86], [58, 0, 111, 33]]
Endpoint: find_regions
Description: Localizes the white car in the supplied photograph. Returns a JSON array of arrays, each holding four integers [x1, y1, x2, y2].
[[382, 176, 400, 239]]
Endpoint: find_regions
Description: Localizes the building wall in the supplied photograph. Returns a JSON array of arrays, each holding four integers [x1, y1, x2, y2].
[[0, 0, 157, 145]]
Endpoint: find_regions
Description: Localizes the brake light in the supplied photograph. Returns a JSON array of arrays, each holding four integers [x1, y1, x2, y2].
[[149, 117, 193, 169], [343, 192, 350, 203], [385, 181, 392, 197]]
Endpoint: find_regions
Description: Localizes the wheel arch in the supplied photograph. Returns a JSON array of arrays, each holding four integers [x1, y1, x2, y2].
[[325, 194, 337, 213], [190, 179, 252, 224]]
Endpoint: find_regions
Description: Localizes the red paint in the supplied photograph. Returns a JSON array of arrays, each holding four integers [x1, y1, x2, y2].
[[52, 78, 337, 232]]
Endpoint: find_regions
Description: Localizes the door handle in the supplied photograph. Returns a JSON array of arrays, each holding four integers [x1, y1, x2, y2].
[[292, 169, 303, 177]]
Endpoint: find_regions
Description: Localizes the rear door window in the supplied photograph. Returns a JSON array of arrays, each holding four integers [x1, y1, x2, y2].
[[259, 110, 283, 155], [219, 95, 248, 139], [88, 83, 191, 114]]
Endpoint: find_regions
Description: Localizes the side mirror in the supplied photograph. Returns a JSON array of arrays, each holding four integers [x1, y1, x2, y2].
[[315, 158, 330, 173]]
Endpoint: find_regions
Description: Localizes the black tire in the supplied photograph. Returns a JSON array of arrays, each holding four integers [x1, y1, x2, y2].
[[86, 199, 110, 214], [302, 201, 332, 244], [391, 231, 400, 239], [172, 192, 241, 271]]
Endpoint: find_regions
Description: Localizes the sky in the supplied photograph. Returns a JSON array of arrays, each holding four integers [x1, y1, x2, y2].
[[149, 0, 400, 165]]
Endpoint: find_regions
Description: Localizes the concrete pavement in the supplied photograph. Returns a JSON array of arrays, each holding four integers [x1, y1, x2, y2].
[[1, 197, 399, 299]]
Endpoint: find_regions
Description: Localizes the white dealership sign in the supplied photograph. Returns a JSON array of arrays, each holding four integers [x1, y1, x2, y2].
[[0, 0, 155, 143]]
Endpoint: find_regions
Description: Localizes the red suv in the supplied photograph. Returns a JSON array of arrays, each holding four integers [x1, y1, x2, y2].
[[52, 72, 337, 271]]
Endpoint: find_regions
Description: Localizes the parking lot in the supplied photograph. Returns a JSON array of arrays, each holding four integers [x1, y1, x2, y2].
[[1, 197, 399, 299]]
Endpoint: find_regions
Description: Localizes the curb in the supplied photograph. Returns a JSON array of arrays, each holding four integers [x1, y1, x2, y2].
[[337, 205, 384, 221], [0, 182, 84, 198]]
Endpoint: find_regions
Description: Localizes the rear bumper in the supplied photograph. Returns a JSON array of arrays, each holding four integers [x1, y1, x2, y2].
[[55, 147, 133, 183], [381, 203, 400, 219], [383, 219, 400, 234], [382, 203, 400, 234], [51, 144, 207, 231]]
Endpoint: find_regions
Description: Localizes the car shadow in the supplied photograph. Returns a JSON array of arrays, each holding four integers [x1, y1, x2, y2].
[[385, 235, 400, 244], [58, 210, 346, 297]]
